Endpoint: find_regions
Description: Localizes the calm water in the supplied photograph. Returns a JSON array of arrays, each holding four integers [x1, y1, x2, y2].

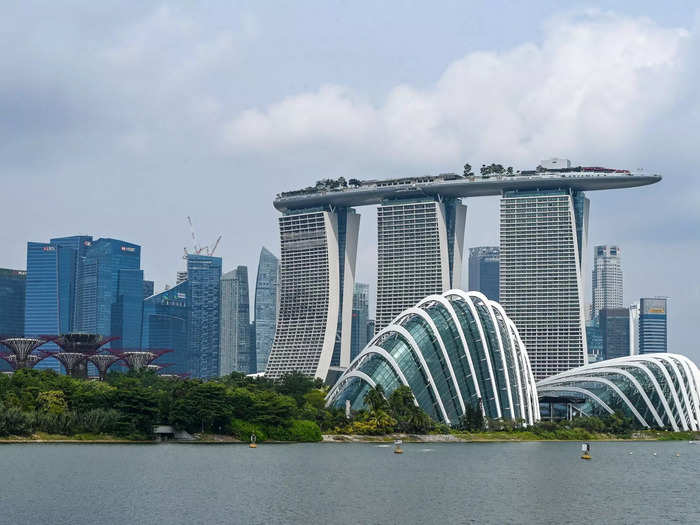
[[1, 441, 698, 524]]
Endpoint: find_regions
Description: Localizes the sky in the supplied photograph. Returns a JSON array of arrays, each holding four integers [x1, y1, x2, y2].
[[1, 1, 699, 361]]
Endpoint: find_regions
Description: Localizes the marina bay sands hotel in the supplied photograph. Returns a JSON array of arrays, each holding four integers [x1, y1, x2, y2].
[[265, 159, 661, 382]]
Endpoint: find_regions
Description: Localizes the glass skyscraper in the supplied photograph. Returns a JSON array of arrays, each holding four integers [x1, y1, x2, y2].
[[253, 247, 279, 374], [639, 298, 668, 354], [599, 308, 630, 360], [142, 281, 189, 375], [0, 268, 26, 336], [143, 280, 154, 299], [74, 238, 143, 349], [592, 245, 623, 320], [350, 282, 369, 361], [25, 235, 93, 371], [220, 266, 252, 375], [187, 254, 222, 378], [468, 246, 499, 301]]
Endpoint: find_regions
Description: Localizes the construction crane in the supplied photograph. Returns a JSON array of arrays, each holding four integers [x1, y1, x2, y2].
[[183, 217, 222, 258]]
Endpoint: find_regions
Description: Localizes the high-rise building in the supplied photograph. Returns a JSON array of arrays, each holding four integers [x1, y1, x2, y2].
[[187, 254, 222, 378], [143, 280, 154, 299], [629, 303, 640, 355], [599, 308, 630, 360], [25, 236, 93, 371], [592, 245, 623, 320], [585, 319, 603, 363], [500, 176, 589, 380], [219, 266, 252, 375], [350, 282, 369, 361], [0, 268, 26, 337], [176, 271, 188, 285], [366, 319, 375, 345], [376, 197, 466, 331], [142, 281, 189, 375], [468, 246, 499, 300], [73, 238, 143, 349], [253, 247, 279, 374], [266, 208, 360, 380], [639, 298, 668, 354]]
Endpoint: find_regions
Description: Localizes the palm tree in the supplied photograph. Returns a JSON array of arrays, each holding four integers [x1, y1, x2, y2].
[[363, 384, 387, 414]]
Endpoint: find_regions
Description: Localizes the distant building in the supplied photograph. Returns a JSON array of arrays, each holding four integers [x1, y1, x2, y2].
[[366, 319, 375, 345], [629, 303, 640, 355], [585, 319, 603, 363], [142, 281, 189, 375], [376, 198, 466, 332], [500, 175, 589, 380], [639, 298, 668, 354], [25, 236, 93, 371], [219, 266, 252, 375], [253, 247, 279, 374], [187, 255, 222, 378], [350, 283, 369, 361], [468, 246, 499, 300], [599, 308, 630, 360], [0, 268, 26, 337], [176, 271, 188, 285], [592, 245, 623, 320], [73, 238, 143, 349], [143, 280, 154, 299]]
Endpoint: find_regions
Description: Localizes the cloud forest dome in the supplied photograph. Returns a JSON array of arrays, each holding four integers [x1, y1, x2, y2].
[[326, 290, 540, 425], [537, 354, 700, 431]]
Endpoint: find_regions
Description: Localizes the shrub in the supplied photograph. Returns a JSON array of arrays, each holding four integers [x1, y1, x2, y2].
[[230, 418, 267, 442], [0, 405, 33, 436], [287, 420, 322, 442]]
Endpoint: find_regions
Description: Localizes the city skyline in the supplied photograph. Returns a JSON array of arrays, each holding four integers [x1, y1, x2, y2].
[[1, 3, 698, 363]]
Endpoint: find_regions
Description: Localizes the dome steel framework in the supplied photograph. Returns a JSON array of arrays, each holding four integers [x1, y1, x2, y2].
[[326, 290, 540, 425]]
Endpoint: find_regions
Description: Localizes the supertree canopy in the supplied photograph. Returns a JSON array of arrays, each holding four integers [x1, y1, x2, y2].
[[45, 333, 118, 378], [85, 354, 123, 381], [109, 349, 173, 371], [0, 337, 51, 370]]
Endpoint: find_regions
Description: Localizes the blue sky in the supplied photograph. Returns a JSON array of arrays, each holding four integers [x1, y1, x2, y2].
[[1, 1, 698, 360]]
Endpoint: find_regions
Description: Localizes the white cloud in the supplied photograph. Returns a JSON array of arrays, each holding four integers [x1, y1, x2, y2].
[[223, 10, 690, 168]]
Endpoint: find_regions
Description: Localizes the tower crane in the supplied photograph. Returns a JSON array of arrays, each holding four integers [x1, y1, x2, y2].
[[183, 217, 222, 258]]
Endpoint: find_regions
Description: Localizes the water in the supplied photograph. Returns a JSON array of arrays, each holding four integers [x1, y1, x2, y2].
[[1, 441, 698, 524]]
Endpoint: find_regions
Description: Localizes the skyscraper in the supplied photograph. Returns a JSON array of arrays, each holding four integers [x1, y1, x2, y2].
[[25, 235, 93, 371], [73, 238, 143, 348], [143, 280, 154, 299], [142, 281, 189, 375], [639, 297, 668, 354], [629, 303, 640, 355], [468, 246, 499, 300], [500, 162, 589, 380], [187, 254, 222, 378], [254, 247, 279, 374], [592, 245, 623, 320], [376, 197, 466, 331], [350, 282, 369, 361], [599, 308, 630, 360], [266, 207, 360, 380], [0, 268, 26, 337], [219, 266, 252, 375]]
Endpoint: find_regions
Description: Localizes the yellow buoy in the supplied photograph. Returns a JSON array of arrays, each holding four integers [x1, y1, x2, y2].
[[249, 443, 257, 448], [580, 443, 591, 460], [394, 439, 403, 454], [581, 453, 591, 460]]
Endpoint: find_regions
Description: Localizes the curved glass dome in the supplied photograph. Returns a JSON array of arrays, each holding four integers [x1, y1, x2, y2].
[[537, 354, 700, 430], [326, 290, 540, 425]]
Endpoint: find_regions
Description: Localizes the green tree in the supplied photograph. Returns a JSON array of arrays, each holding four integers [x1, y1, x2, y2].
[[463, 163, 473, 177], [37, 390, 68, 415]]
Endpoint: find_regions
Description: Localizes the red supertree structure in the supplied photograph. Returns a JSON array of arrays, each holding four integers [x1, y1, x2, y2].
[[44, 333, 118, 378], [85, 354, 123, 381], [0, 337, 52, 370], [108, 349, 173, 372]]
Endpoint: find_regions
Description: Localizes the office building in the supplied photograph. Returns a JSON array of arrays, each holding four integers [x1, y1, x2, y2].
[[25, 236, 93, 371], [629, 303, 640, 355], [592, 245, 623, 319], [141, 281, 189, 375], [0, 268, 26, 337], [350, 282, 369, 361], [639, 298, 668, 354], [468, 246, 499, 300], [376, 197, 466, 331], [73, 238, 143, 349], [266, 208, 360, 380], [253, 247, 279, 374], [220, 266, 252, 375], [500, 164, 589, 380], [187, 254, 222, 378], [585, 319, 603, 363], [143, 280, 154, 299], [599, 308, 630, 360]]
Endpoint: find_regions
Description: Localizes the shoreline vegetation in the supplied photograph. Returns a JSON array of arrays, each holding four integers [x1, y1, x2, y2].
[[2, 369, 698, 445]]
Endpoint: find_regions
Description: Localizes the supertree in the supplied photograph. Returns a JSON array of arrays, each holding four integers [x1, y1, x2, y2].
[[44, 334, 118, 378], [0, 337, 51, 369], [109, 349, 173, 372], [85, 354, 123, 381]]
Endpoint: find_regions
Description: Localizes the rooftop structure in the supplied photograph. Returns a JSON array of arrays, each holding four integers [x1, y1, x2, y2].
[[274, 169, 660, 211], [327, 290, 540, 425]]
